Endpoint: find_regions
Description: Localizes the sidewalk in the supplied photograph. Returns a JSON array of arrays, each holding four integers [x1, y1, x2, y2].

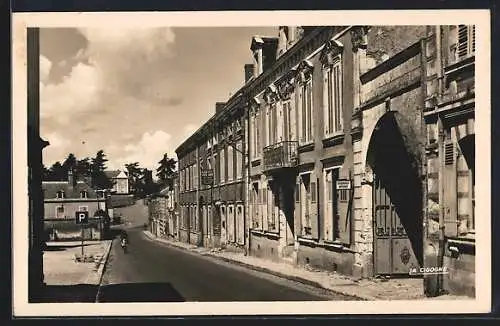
[[143, 231, 470, 301], [41, 240, 113, 302]]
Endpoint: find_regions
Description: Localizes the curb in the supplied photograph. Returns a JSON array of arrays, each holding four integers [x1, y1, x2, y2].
[[94, 240, 113, 302], [142, 231, 372, 301]]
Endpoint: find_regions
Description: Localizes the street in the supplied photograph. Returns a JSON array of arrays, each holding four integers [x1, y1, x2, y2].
[[97, 227, 355, 302]]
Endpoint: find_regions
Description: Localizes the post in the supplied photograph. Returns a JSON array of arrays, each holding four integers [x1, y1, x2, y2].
[[81, 225, 84, 257]]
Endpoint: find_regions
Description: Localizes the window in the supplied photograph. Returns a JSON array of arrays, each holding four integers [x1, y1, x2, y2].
[[324, 56, 343, 137], [56, 205, 65, 219], [300, 174, 312, 235], [236, 140, 243, 180], [220, 147, 225, 183], [80, 191, 88, 199], [214, 153, 219, 183], [283, 101, 296, 141], [298, 79, 313, 144], [56, 190, 65, 199], [227, 145, 234, 182], [324, 168, 340, 241], [251, 111, 262, 160], [251, 183, 260, 229], [267, 103, 278, 146], [457, 25, 475, 60], [193, 163, 198, 189], [267, 185, 278, 232]]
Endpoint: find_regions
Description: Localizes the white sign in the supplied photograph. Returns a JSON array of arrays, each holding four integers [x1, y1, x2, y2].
[[336, 180, 351, 190]]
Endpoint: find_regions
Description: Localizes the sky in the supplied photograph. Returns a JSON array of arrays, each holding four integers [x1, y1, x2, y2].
[[39, 26, 277, 171]]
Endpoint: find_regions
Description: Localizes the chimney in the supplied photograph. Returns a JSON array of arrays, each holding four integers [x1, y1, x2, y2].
[[251, 36, 279, 77], [68, 168, 76, 189], [277, 26, 288, 58], [215, 102, 226, 114], [244, 64, 254, 83]]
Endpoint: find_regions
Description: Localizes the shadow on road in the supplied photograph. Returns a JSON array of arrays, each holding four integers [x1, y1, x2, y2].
[[44, 244, 93, 252], [97, 282, 185, 302], [32, 284, 100, 303]]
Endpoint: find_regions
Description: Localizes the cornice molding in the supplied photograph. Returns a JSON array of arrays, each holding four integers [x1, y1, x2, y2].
[[320, 39, 344, 66], [296, 59, 314, 83]]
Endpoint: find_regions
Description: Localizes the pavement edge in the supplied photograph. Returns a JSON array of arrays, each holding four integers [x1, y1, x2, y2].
[[142, 231, 373, 301], [94, 239, 113, 302]]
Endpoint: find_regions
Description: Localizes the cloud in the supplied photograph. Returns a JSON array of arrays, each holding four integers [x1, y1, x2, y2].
[[40, 27, 177, 128], [40, 55, 52, 84], [42, 132, 71, 165], [112, 130, 173, 171]]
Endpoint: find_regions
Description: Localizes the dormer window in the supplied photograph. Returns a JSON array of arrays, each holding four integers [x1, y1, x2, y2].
[[80, 191, 88, 199], [56, 191, 65, 199]]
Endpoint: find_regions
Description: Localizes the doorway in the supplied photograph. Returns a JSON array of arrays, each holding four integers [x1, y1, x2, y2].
[[368, 113, 423, 276]]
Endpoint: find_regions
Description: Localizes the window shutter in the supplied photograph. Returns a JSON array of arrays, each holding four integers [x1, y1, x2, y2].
[[457, 25, 469, 58], [294, 181, 301, 237], [325, 171, 333, 241], [337, 181, 352, 245], [310, 179, 319, 239], [444, 141, 458, 237], [471, 25, 475, 53], [262, 187, 268, 230]]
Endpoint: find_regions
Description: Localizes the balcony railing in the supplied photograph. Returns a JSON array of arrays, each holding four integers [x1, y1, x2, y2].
[[262, 141, 299, 171]]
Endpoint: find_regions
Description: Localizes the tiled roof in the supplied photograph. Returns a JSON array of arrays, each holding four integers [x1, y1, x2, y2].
[[104, 170, 122, 178], [42, 180, 98, 199]]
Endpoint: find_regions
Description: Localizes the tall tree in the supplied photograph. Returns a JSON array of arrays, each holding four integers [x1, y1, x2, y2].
[[91, 150, 113, 190], [156, 153, 177, 190], [62, 153, 77, 172], [75, 157, 92, 181]]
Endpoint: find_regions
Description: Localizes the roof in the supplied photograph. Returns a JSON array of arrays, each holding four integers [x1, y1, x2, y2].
[[107, 194, 135, 208], [42, 180, 98, 199], [104, 170, 127, 179]]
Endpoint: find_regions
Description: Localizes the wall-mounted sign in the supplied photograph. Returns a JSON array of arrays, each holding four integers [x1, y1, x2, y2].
[[336, 179, 351, 190], [201, 169, 214, 185]]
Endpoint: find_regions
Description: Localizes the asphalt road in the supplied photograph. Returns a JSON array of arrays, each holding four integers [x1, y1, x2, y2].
[[98, 227, 355, 302]]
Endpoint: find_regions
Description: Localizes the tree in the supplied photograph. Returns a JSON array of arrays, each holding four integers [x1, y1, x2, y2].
[[62, 153, 77, 173], [91, 150, 114, 190], [156, 153, 177, 190], [48, 161, 66, 181], [42, 164, 51, 180], [125, 162, 142, 194], [75, 157, 92, 180]]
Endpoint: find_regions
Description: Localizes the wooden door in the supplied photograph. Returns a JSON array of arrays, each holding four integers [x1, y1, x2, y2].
[[373, 175, 420, 275]]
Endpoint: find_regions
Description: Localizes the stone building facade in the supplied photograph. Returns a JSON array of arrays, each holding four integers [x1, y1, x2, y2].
[[175, 96, 247, 252], [43, 170, 107, 241], [422, 25, 476, 297], [171, 25, 476, 297]]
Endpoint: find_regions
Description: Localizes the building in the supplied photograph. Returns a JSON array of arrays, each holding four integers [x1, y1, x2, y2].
[[422, 25, 476, 297], [171, 25, 476, 297], [104, 169, 129, 194], [176, 96, 247, 251], [27, 27, 49, 301], [148, 184, 178, 239], [43, 169, 107, 241]]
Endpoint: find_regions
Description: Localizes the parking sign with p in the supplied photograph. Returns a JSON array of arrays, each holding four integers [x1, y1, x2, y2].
[[75, 211, 89, 224]]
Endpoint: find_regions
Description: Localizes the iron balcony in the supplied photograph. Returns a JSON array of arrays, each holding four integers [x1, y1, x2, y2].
[[262, 141, 299, 172]]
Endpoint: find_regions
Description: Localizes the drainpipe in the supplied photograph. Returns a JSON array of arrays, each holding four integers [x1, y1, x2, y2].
[[435, 25, 445, 295], [437, 118, 445, 294], [244, 97, 251, 256]]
